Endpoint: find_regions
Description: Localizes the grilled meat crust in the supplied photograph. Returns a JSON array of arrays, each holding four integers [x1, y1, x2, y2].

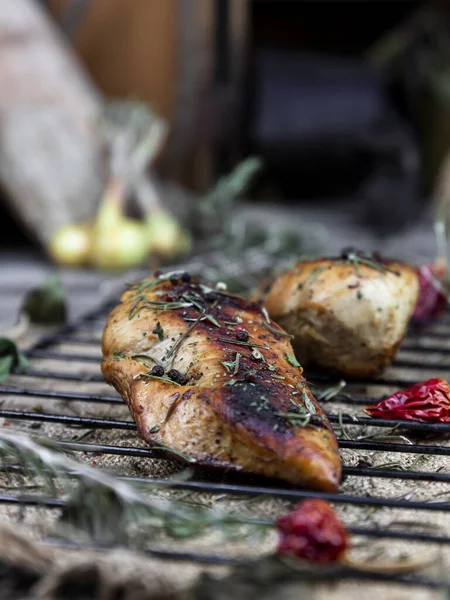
[[253, 258, 419, 378], [101, 274, 341, 492]]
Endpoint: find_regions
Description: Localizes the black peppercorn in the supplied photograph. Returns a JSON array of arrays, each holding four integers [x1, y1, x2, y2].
[[168, 369, 181, 382], [153, 269, 162, 277], [180, 272, 191, 283], [150, 365, 165, 377], [177, 374, 189, 385], [236, 330, 249, 342], [309, 415, 324, 427], [170, 275, 179, 285], [205, 291, 217, 303]]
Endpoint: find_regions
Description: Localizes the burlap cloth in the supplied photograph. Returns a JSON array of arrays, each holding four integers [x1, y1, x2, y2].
[[0, 321, 448, 599]]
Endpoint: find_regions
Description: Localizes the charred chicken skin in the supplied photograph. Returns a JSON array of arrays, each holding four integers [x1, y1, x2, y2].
[[254, 253, 419, 379], [101, 271, 341, 492]]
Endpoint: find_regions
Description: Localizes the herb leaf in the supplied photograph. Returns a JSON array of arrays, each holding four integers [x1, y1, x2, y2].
[[286, 352, 301, 368], [113, 351, 124, 359], [0, 338, 30, 382], [21, 275, 67, 324], [153, 322, 164, 341], [261, 321, 294, 339]]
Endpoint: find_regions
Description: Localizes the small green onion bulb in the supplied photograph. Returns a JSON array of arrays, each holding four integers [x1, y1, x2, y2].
[[48, 224, 91, 267]]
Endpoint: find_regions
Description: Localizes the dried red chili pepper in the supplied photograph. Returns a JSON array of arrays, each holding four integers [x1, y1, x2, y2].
[[365, 378, 450, 423], [276, 499, 349, 563], [412, 264, 447, 322]]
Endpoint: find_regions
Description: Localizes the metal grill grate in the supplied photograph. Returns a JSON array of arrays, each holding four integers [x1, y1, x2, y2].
[[2, 256, 450, 592]]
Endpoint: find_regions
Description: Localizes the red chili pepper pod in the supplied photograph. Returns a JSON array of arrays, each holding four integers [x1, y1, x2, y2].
[[413, 264, 447, 322], [365, 378, 450, 423], [276, 499, 349, 563]]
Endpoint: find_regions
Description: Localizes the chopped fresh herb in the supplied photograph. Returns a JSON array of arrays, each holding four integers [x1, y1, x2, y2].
[[251, 348, 264, 361], [149, 425, 160, 434], [224, 378, 237, 386], [267, 364, 276, 371], [113, 351, 124, 359], [219, 352, 241, 375], [205, 314, 220, 327], [261, 306, 270, 324], [153, 322, 164, 341], [307, 265, 326, 284], [286, 352, 301, 368], [271, 374, 286, 380], [356, 290, 363, 300]]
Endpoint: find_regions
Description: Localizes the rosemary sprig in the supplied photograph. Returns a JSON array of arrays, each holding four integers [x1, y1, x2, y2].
[[161, 393, 183, 424], [276, 411, 311, 427], [0, 431, 270, 546], [316, 380, 347, 402], [216, 338, 269, 350], [134, 373, 181, 386], [343, 252, 401, 277], [261, 321, 294, 339], [165, 313, 204, 366], [306, 265, 326, 284]]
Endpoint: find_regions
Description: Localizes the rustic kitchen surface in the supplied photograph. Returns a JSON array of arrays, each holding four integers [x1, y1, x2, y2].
[[3, 1, 450, 598]]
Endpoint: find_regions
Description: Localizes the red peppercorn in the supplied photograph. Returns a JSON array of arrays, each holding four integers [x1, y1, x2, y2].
[[276, 499, 348, 563]]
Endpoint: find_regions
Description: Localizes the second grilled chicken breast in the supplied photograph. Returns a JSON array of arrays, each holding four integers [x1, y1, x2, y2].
[[254, 252, 419, 378], [101, 271, 341, 492]]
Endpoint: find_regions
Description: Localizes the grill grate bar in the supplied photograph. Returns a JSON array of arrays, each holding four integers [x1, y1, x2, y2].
[[3, 408, 450, 456], [4, 464, 450, 545], [16, 364, 440, 388], [1, 484, 450, 511], [3, 403, 450, 434], [24, 348, 450, 373], [35, 539, 450, 588], [8, 439, 449, 483]]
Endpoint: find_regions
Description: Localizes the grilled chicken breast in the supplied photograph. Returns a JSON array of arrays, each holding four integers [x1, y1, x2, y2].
[[254, 254, 419, 378], [101, 271, 341, 492]]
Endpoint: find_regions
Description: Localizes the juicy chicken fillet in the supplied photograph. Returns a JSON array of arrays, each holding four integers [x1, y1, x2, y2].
[[101, 272, 341, 492], [254, 256, 419, 378]]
